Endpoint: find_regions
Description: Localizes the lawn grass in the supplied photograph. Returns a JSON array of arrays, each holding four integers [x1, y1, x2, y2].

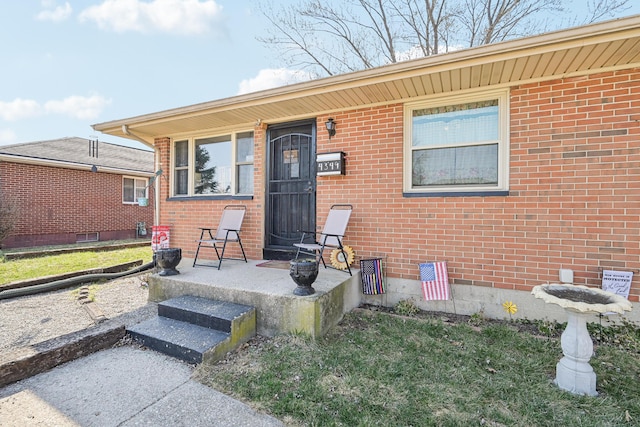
[[0, 245, 154, 284], [196, 309, 640, 427]]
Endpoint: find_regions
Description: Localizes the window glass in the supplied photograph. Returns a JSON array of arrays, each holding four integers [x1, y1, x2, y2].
[[412, 101, 498, 147], [171, 132, 254, 197], [123, 177, 148, 203], [407, 95, 506, 192], [236, 131, 254, 194], [123, 178, 134, 202], [135, 179, 147, 198], [412, 144, 498, 186], [237, 164, 254, 194], [237, 132, 254, 163], [175, 140, 189, 167], [174, 140, 189, 196], [195, 135, 232, 194]]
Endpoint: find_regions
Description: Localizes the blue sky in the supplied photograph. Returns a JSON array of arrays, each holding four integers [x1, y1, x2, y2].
[[0, 0, 309, 150], [1, 1, 639, 151]]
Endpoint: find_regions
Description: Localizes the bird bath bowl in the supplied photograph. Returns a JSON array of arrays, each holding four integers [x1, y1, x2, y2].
[[532, 283, 632, 396]]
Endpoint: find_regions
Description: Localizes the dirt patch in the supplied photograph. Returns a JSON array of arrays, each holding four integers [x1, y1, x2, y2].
[[0, 273, 151, 353]]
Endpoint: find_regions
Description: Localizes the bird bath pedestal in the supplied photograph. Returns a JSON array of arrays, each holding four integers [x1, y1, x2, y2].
[[532, 284, 632, 396]]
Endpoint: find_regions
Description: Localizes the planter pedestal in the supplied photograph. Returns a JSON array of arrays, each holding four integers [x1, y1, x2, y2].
[[155, 248, 182, 276], [290, 259, 319, 296]]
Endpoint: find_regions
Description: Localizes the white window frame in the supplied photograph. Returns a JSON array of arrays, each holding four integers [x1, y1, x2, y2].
[[122, 176, 149, 204], [170, 130, 254, 197], [403, 88, 509, 195]]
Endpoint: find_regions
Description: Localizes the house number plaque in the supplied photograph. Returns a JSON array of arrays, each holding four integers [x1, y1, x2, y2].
[[316, 151, 345, 176]]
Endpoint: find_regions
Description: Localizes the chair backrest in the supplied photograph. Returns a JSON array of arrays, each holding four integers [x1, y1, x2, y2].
[[321, 204, 352, 247], [215, 205, 246, 240]]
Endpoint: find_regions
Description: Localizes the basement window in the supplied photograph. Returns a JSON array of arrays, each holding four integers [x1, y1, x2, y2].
[[76, 232, 99, 243]]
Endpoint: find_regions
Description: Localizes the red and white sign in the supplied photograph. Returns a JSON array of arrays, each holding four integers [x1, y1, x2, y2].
[[151, 225, 170, 251]]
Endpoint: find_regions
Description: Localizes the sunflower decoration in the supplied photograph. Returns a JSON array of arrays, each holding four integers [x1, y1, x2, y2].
[[330, 246, 355, 270], [502, 301, 518, 320]]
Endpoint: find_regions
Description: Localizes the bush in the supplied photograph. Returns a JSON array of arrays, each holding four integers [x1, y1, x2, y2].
[[0, 194, 18, 247], [394, 298, 420, 316]]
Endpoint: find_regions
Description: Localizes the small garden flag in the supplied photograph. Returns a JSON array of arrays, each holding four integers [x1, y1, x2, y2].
[[419, 261, 450, 301], [360, 258, 385, 295]]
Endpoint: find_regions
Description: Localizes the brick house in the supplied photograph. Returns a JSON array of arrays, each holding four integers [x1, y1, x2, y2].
[[93, 17, 640, 321], [0, 137, 155, 249]]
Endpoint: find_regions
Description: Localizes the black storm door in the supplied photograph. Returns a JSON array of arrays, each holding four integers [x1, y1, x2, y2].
[[264, 121, 316, 259]]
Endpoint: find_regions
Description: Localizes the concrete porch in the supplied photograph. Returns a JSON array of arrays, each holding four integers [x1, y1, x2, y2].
[[147, 258, 362, 338]]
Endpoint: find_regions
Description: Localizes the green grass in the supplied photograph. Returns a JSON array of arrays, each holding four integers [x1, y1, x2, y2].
[[0, 245, 153, 284], [196, 310, 640, 427]]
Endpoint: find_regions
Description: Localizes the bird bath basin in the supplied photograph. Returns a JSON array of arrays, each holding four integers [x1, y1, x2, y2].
[[532, 283, 632, 396]]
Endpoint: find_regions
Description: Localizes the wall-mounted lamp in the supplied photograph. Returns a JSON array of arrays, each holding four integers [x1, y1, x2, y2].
[[325, 118, 336, 140]]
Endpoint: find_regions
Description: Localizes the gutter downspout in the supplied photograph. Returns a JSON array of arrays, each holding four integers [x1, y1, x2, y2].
[[122, 125, 161, 228]]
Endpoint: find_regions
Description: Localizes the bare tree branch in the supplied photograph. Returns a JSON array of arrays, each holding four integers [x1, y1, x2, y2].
[[257, 0, 632, 77]]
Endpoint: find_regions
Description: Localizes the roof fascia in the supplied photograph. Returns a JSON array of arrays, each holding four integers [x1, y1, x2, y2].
[[0, 153, 154, 176], [92, 14, 640, 136]]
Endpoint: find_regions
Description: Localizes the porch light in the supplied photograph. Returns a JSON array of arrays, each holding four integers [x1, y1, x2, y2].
[[325, 118, 336, 140]]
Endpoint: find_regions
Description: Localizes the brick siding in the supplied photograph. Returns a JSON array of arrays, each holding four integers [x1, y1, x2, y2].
[[0, 162, 154, 248], [154, 68, 639, 302]]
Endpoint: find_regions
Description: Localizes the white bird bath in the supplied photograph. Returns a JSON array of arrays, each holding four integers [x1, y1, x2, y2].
[[532, 284, 632, 396]]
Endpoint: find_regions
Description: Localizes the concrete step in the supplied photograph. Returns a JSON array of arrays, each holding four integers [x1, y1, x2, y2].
[[127, 317, 229, 364], [158, 295, 254, 333], [127, 295, 256, 364]]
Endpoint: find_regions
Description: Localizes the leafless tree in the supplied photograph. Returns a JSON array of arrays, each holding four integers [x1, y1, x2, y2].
[[257, 0, 631, 77]]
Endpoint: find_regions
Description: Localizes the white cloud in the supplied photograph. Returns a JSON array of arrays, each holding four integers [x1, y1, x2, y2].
[[36, 1, 73, 22], [237, 68, 314, 95], [0, 99, 42, 121], [0, 95, 111, 122], [45, 95, 112, 120], [78, 0, 224, 35], [0, 129, 17, 144]]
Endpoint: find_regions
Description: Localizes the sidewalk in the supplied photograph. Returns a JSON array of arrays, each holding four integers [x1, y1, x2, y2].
[[0, 346, 283, 426], [0, 273, 285, 426]]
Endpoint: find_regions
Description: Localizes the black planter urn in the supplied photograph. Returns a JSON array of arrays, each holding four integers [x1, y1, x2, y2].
[[290, 259, 319, 296], [155, 248, 182, 276]]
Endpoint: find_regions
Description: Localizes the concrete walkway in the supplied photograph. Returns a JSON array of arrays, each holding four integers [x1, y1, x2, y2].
[[0, 346, 283, 427]]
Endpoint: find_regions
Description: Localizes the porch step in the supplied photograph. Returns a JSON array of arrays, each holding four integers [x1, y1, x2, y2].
[[127, 295, 256, 364], [262, 248, 296, 261]]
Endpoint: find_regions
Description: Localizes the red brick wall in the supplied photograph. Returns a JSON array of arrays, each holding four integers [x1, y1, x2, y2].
[[155, 68, 640, 302], [153, 128, 265, 262], [0, 162, 154, 248]]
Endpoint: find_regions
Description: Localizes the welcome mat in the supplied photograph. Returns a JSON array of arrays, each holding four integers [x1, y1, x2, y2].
[[256, 260, 291, 270]]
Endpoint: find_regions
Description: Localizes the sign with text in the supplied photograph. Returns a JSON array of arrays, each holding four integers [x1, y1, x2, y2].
[[317, 151, 345, 176], [601, 269, 632, 299]]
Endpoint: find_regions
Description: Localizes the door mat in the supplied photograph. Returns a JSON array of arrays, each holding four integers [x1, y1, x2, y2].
[[256, 260, 292, 270]]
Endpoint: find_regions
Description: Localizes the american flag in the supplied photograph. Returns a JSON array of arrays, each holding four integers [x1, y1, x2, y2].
[[360, 258, 384, 295], [419, 262, 450, 301]]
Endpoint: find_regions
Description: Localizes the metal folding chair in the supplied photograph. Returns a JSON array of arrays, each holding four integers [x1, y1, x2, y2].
[[193, 205, 247, 270], [293, 204, 353, 275]]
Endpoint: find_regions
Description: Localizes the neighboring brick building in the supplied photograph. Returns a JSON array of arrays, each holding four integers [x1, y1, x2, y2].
[[0, 137, 155, 249], [93, 17, 640, 321]]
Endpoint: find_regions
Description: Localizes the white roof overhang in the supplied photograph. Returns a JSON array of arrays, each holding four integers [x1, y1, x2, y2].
[[93, 15, 640, 144]]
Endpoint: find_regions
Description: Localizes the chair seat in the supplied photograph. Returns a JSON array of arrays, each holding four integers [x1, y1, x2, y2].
[[193, 205, 247, 270], [198, 237, 240, 244], [293, 204, 353, 276]]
